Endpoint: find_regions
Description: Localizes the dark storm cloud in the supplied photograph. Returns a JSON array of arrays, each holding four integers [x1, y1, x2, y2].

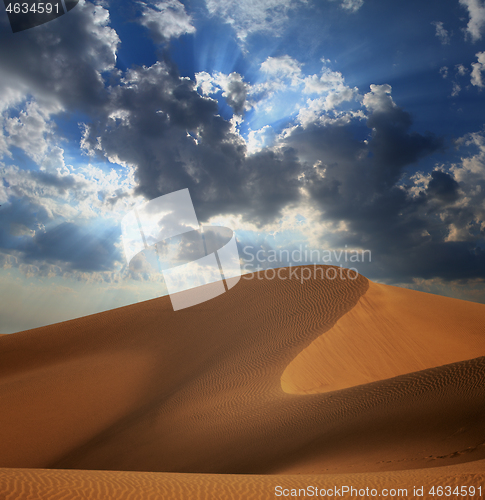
[[0, 1, 118, 111], [0, 1, 122, 274], [366, 106, 444, 186], [426, 170, 460, 203], [80, 53, 485, 283], [0, 198, 49, 249], [285, 103, 443, 219], [82, 62, 303, 224], [283, 102, 485, 282], [0, 192, 119, 272], [23, 222, 121, 271]]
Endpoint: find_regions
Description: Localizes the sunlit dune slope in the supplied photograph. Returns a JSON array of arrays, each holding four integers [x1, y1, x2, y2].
[[282, 280, 485, 394], [1, 461, 485, 500], [0, 266, 484, 477]]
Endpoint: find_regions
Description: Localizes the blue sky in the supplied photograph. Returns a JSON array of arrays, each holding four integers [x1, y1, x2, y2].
[[1, 0, 485, 332]]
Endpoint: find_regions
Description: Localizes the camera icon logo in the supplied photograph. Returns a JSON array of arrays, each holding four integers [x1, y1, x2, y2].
[[121, 189, 241, 311], [4, 0, 79, 33]]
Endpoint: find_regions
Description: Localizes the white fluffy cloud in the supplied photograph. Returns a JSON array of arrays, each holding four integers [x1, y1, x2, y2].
[[362, 84, 396, 113], [455, 130, 485, 178], [139, 0, 195, 43], [204, 0, 303, 43], [451, 82, 461, 96], [3, 101, 58, 163], [303, 67, 346, 94], [203, 0, 362, 47], [196, 71, 250, 115], [297, 90, 360, 127], [255, 57, 358, 126], [196, 56, 358, 124], [459, 0, 485, 41], [432, 21, 451, 44], [471, 51, 485, 87], [333, 0, 364, 12], [260, 55, 303, 87]]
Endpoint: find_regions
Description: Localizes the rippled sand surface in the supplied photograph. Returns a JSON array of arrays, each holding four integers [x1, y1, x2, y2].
[[0, 266, 484, 498]]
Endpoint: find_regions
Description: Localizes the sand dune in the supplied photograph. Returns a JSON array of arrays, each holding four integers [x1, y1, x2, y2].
[[1, 461, 485, 500], [282, 280, 485, 394], [0, 265, 484, 498]]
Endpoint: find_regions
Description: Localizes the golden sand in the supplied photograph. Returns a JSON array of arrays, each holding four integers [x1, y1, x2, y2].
[[0, 266, 483, 498]]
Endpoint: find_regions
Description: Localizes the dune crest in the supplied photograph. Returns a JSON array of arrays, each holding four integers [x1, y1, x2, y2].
[[281, 281, 485, 394]]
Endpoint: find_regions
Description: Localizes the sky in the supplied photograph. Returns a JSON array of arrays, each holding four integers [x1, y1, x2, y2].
[[0, 0, 485, 333]]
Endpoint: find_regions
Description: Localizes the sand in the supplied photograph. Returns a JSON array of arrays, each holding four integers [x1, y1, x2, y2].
[[1, 462, 485, 500], [282, 280, 485, 393], [0, 266, 484, 499]]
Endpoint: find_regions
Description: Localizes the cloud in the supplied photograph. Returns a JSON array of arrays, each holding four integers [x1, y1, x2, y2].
[[260, 55, 303, 87], [1, 5, 483, 292], [78, 53, 366, 230], [362, 83, 394, 113], [0, 0, 173, 280], [443, 64, 468, 97], [471, 51, 485, 87], [81, 61, 303, 224], [82, 61, 462, 290], [459, 0, 485, 41], [332, 0, 364, 12], [432, 21, 451, 44], [197, 57, 358, 127], [0, 0, 119, 112], [204, 0, 304, 43], [23, 222, 121, 272], [455, 130, 485, 179], [451, 82, 462, 96], [138, 0, 195, 43], [2, 100, 58, 163], [0, 194, 122, 273], [0, 144, 137, 275], [298, 62, 359, 126], [426, 170, 460, 203], [249, 57, 359, 126], [203, 0, 363, 45], [196, 71, 250, 115], [244, 55, 305, 109], [277, 85, 485, 284], [246, 125, 276, 154], [297, 89, 360, 128], [303, 67, 346, 94]]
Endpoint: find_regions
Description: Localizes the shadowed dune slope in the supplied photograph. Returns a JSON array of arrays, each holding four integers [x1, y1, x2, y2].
[[0, 266, 484, 477], [282, 280, 485, 394]]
